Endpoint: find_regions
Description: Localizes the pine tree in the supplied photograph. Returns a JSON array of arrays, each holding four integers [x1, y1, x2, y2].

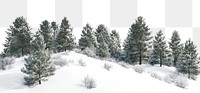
[[39, 20, 52, 50], [95, 24, 111, 45], [51, 21, 59, 52], [176, 39, 199, 79], [96, 35, 110, 58], [169, 31, 182, 67], [109, 30, 121, 60], [55, 17, 76, 52], [123, 16, 152, 64], [151, 30, 168, 67], [21, 32, 55, 86], [3, 16, 32, 57], [79, 23, 97, 50]]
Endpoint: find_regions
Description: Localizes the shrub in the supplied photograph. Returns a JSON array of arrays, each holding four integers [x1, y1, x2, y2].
[[78, 59, 86, 66], [134, 67, 145, 73], [175, 77, 188, 88], [150, 72, 162, 80], [82, 47, 96, 57], [53, 58, 67, 67], [82, 75, 96, 89], [118, 62, 129, 68], [104, 63, 113, 71], [0, 57, 15, 70]]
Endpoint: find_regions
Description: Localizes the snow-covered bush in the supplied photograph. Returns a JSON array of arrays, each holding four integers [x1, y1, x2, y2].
[[78, 59, 86, 66], [82, 47, 96, 58], [104, 63, 113, 71], [0, 57, 15, 70], [175, 76, 188, 88], [118, 62, 129, 68], [53, 58, 67, 67], [82, 75, 96, 89], [164, 73, 178, 83], [134, 67, 145, 73], [150, 72, 162, 80]]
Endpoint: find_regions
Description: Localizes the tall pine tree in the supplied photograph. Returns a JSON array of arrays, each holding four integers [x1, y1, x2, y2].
[[169, 31, 182, 67], [39, 20, 52, 50], [55, 17, 76, 52], [109, 30, 121, 60], [123, 16, 152, 64], [51, 21, 59, 52], [3, 16, 32, 57], [95, 24, 110, 58], [79, 23, 96, 50], [176, 39, 199, 79], [150, 30, 168, 67], [21, 32, 55, 86]]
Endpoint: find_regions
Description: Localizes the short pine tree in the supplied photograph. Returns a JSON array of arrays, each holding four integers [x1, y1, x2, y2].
[[176, 39, 199, 79], [151, 30, 168, 67], [96, 37, 110, 58], [39, 20, 52, 50], [55, 17, 76, 52], [79, 23, 97, 50], [123, 16, 152, 64], [109, 30, 121, 60], [3, 16, 32, 57], [21, 32, 55, 86], [169, 31, 182, 67]]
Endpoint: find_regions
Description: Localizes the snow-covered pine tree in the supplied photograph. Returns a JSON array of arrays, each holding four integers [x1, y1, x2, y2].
[[96, 35, 110, 58], [176, 39, 199, 79], [168, 31, 182, 67], [109, 30, 121, 60], [3, 16, 32, 57], [151, 30, 168, 67], [21, 32, 55, 86], [55, 17, 76, 52], [79, 23, 97, 50], [123, 16, 152, 65], [51, 21, 59, 53], [95, 24, 110, 58], [39, 20, 52, 50], [95, 24, 111, 45]]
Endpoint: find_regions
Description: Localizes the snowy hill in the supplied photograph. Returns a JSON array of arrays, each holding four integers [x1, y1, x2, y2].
[[0, 51, 200, 93]]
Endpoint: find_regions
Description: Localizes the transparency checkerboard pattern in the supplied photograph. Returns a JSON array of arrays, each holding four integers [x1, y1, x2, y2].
[[0, 0, 200, 52]]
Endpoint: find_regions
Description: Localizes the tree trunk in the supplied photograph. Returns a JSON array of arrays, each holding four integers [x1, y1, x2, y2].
[[39, 80, 41, 84], [139, 53, 142, 65]]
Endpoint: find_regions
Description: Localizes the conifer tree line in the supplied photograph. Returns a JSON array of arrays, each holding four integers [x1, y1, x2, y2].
[[0, 16, 199, 85]]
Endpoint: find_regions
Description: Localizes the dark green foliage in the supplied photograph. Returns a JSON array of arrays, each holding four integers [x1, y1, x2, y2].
[[169, 31, 182, 67], [39, 20, 52, 50], [51, 21, 59, 52], [109, 30, 121, 60], [123, 16, 152, 64], [79, 23, 97, 50], [95, 24, 110, 58], [55, 17, 76, 52], [151, 30, 169, 67], [3, 16, 32, 57], [21, 32, 55, 86], [176, 39, 199, 79]]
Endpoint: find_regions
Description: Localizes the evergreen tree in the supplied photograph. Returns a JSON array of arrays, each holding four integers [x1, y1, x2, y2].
[[109, 30, 121, 60], [79, 23, 96, 50], [3, 16, 32, 57], [51, 21, 59, 52], [123, 16, 152, 64], [151, 30, 168, 67], [39, 20, 52, 50], [95, 24, 111, 45], [176, 39, 199, 79], [169, 31, 182, 67], [21, 32, 55, 86], [95, 24, 110, 58], [55, 17, 76, 52], [96, 35, 110, 58]]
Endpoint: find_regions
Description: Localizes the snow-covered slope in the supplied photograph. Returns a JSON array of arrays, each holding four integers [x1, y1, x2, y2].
[[0, 51, 199, 93]]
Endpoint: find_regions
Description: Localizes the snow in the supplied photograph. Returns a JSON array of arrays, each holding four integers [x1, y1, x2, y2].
[[0, 51, 200, 93]]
